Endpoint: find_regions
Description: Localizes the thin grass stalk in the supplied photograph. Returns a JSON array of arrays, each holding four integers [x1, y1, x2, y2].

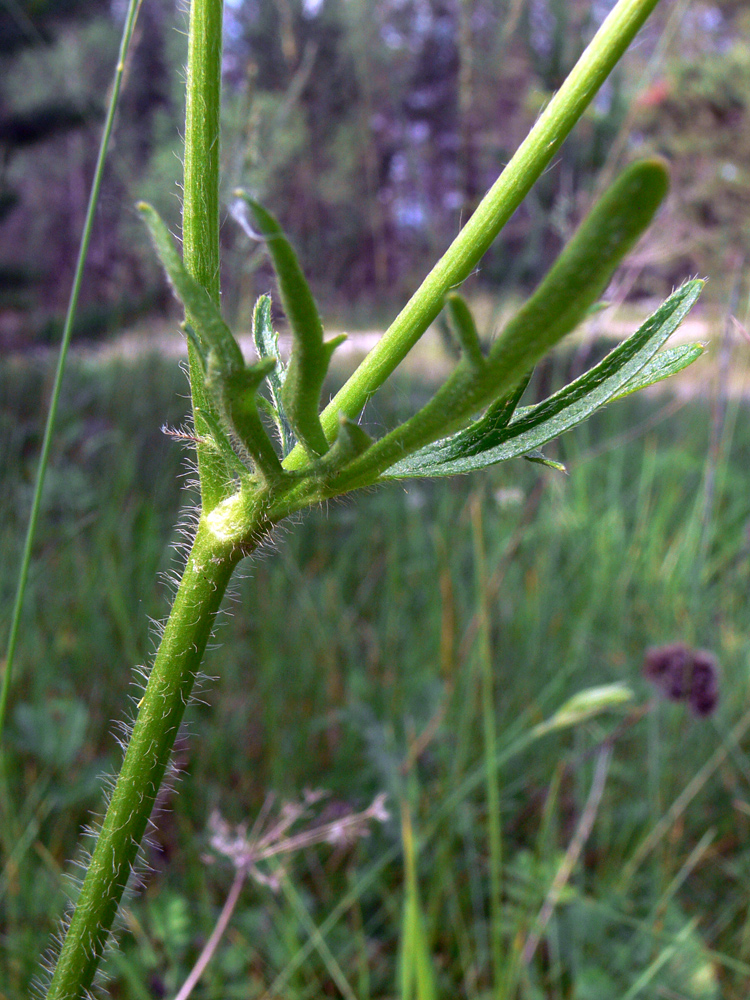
[[0, 0, 143, 754], [280, 874, 359, 1000], [471, 496, 505, 996], [620, 705, 750, 890]]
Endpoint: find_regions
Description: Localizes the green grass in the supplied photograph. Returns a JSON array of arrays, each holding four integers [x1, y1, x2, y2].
[[1, 351, 749, 998]]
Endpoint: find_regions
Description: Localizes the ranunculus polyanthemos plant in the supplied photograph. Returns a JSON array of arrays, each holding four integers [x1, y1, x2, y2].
[[43, 0, 703, 995]]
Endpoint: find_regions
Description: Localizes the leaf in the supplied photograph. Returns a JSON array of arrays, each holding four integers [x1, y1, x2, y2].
[[485, 159, 672, 386], [252, 293, 286, 399], [315, 414, 372, 478], [524, 450, 566, 473], [252, 294, 295, 455], [138, 203, 244, 374], [324, 161, 674, 493], [445, 292, 484, 368], [237, 192, 346, 458], [481, 369, 533, 434], [399, 808, 438, 1000], [532, 683, 633, 737], [207, 356, 286, 485], [382, 280, 703, 479], [195, 406, 252, 478], [139, 203, 286, 484], [608, 342, 705, 401]]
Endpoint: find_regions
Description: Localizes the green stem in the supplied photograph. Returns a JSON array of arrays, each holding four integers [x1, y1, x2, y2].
[[283, 0, 662, 471], [183, 0, 229, 513], [0, 0, 143, 752], [45, 520, 243, 999]]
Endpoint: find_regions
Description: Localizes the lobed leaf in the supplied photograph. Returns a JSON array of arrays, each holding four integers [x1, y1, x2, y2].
[[238, 192, 346, 458], [480, 370, 534, 435], [484, 160, 671, 382], [207, 357, 286, 485], [194, 405, 250, 478], [140, 203, 285, 485], [445, 292, 485, 368], [608, 342, 704, 401], [252, 294, 295, 455], [138, 203, 244, 374], [382, 280, 703, 479], [315, 414, 373, 479], [324, 161, 675, 492]]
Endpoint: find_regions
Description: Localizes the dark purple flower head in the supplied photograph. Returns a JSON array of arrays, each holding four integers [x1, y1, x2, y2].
[[643, 643, 691, 701], [643, 643, 720, 717], [688, 650, 720, 717]]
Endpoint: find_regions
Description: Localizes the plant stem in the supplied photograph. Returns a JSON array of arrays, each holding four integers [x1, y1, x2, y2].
[[173, 867, 248, 1000], [283, 0, 663, 471], [0, 0, 143, 753], [183, 0, 229, 513], [45, 520, 243, 1000]]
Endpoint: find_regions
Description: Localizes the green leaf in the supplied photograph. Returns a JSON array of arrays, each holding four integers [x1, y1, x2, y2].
[[138, 203, 244, 374], [382, 280, 703, 479], [323, 160, 674, 493], [524, 450, 566, 473], [445, 292, 484, 368], [486, 160, 670, 379], [207, 356, 286, 485], [532, 683, 633, 737], [252, 293, 286, 397], [399, 811, 438, 1000], [195, 406, 252, 479], [252, 294, 294, 455], [608, 342, 705, 401], [480, 369, 533, 434], [237, 192, 346, 458], [139, 205, 288, 484], [315, 414, 372, 478]]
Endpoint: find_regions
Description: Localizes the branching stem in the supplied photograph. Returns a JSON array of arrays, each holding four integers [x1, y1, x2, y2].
[[43, 0, 672, 994], [283, 0, 663, 471]]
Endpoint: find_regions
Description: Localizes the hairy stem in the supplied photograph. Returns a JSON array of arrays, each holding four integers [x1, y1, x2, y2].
[[283, 0, 662, 471], [45, 521, 243, 999], [183, 0, 229, 512]]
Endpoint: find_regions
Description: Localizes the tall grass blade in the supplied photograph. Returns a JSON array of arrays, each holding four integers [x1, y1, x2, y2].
[[0, 0, 143, 752], [471, 497, 506, 997], [399, 804, 438, 1000]]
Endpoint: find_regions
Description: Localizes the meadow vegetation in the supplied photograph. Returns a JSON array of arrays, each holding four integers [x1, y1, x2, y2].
[[2, 345, 750, 997]]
